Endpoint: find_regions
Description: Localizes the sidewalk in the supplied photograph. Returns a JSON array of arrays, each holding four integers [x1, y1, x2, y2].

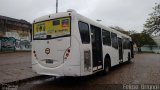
[[0, 52, 38, 84]]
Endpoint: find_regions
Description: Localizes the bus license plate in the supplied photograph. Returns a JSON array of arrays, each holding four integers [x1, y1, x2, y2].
[[46, 59, 53, 64]]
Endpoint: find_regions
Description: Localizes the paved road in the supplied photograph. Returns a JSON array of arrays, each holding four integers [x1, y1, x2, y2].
[[17, 53, 160, 90], [0, 52, 38, 83]]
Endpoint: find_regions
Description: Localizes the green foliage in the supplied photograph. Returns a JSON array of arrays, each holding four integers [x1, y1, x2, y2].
[[131, 33, 157, 47], [110, 26, 130, 35], [144, 3, 160, 36]]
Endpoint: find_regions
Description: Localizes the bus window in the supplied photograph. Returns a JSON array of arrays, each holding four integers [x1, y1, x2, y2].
[[111, 33, 118, 49], [127, 39, 131, 49], [102, 30, 111, 46], [78, 21, 90, 44], [53, 20, 60, 25], [123, 38, 126, 49], [123, 38, 130, 49], [33, 17, 71, 40]]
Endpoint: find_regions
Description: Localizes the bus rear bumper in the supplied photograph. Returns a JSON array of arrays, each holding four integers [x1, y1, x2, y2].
[[32, 63, 81, 76]]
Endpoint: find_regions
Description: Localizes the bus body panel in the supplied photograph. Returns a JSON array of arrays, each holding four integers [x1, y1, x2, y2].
[[32, 37, 82, 76], [123, 49, 130, 62], [32, 10, 133, 77], [32, 12, 81, 76], [32, 37, 70, 68], [72, 17, 93, 76], [32, 61, 80, 76]]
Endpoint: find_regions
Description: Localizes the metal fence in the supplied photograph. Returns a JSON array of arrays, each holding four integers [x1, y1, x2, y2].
[[141, 45, 160, 53]]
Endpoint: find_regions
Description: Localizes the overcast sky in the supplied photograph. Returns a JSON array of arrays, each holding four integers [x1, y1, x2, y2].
[[0, 0, 159, 32]]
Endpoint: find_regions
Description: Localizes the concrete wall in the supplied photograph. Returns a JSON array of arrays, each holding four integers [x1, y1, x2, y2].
[[0, 15, 31, 52], [0, 37, 31, 52]]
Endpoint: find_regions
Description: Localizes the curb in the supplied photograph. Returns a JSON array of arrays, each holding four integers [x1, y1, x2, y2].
[[5, 75, 54, 85], [4, 75, 43, 85], [0, 51, 31, 54]]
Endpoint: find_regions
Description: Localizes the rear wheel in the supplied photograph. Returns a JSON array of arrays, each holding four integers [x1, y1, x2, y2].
[[102, 57, 110, 74]]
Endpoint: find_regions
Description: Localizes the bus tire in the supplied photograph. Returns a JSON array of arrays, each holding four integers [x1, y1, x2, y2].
[[102, 57, 110, 75], [128, 53, 131, 63]]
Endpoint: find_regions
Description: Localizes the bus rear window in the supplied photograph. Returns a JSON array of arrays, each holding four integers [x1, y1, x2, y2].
[[33, 17, 71, 40]]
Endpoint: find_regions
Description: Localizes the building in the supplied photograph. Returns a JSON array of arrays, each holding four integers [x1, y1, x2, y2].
[[0, 15, 32, 52]]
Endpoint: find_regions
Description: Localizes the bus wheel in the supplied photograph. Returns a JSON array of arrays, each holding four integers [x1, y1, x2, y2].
[[128, 53, 131, 63], [103, 57, 110, 75]]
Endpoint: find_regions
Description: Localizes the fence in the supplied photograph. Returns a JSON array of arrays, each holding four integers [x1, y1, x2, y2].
[[141, 45, 160, 54]]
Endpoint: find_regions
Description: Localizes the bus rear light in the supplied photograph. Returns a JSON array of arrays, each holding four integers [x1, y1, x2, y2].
[[66, 53, 69, 57], [63, 48, 71, 61], [33, 50, 36, 54], [67, 49, 70, 53], [33, 50, 38, 60]]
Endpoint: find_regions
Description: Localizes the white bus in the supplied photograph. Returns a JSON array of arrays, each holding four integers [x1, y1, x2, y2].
[[32, 9, 134, 76]]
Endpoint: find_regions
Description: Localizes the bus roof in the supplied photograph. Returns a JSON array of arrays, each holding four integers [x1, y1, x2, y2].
[[75, 12, 131, 40], [33, 9, 131, 40]]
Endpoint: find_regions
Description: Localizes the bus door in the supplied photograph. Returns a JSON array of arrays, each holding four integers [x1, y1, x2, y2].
[[90, 25, 103, 71], [118, 38, 123, 63]]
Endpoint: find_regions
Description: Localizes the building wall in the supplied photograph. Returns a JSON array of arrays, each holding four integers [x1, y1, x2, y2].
[[0, 15, 32, 52]]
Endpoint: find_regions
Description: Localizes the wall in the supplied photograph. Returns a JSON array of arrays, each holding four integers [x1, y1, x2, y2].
[[141, 45, 160, 54], [0, 37, 31, 52], [0, 15, 32, 52], [0, 37, 16, 52], [15, 39, 31, 51]]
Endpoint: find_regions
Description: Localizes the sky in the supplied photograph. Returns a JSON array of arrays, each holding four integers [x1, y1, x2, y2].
[[0, 0, 159, 32]]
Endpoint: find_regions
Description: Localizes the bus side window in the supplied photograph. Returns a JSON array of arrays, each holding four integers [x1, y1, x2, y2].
[[111, 33, 118, 49], [123, 38, 126, 49], [78, 21, 90, 44], [102, 30, 111, 46], [127, 39, 131, 49], [123, 38, 130, 49]]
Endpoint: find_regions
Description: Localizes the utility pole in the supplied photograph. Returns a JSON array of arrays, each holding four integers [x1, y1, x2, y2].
[[56, 0, 58, 13]]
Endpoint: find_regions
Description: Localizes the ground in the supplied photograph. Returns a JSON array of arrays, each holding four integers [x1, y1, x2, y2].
[[0, 52, 160, 90], [0, 52, 38, 83]]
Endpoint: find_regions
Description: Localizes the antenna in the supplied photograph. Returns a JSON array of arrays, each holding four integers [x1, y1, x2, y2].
[[56, 0, 58, 13]]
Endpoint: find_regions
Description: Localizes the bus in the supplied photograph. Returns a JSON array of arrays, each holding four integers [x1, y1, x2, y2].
[[32, 9, 134, 76]]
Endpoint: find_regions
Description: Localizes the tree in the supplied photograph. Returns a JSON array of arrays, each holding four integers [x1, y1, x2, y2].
[[131, 32, 157, 52], [144, 3, 160, 36], [109, 26, 130, 35]]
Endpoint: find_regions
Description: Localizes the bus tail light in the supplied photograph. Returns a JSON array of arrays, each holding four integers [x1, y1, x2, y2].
[[33, 50, 38, 60], [63, 48, 71, 61], [84, 50, 91, 72]]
